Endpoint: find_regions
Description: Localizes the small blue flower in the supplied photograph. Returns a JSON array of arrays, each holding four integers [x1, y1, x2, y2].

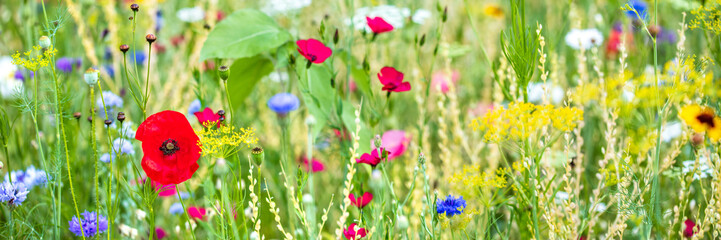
[[104, 65, 115, 78], [436, 194, 466, 217], [99, 153, 114, 163], [176, 191, 191, 199], [169, 202, 184, 215], [68, 211, 109, 237], [96, 91, 124, 119], [112, 138, 135, 155], [131, 52, 147, 65], [0, 181, 29, 207], [188, 99, 202, 115], [56, 57, 78, 73], [267, 93, 300, 114], [5, 165, 49, 190], [625, 0, 648, 20]]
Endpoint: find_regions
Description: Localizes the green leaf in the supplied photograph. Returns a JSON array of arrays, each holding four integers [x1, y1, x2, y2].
[[200, 9, 292, 61], [296, 63, 335, 137], [227, 55, 274, 110], [336, 50, 373, 99], [341, 100, 370, 155]]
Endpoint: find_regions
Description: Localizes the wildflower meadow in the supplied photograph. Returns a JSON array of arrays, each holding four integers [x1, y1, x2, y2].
[[2, 0, 721, 239]]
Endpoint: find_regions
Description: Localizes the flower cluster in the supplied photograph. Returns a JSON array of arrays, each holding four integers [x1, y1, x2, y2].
[[68, 211, 109, 237], [436, 194, 467, 217], [0, 182, 29, 207], [449, 165, 508, 192], [11, 45, 56, 72], [690, 4, 721, 35], [196, 120, 258, 158], [4, 165, 49, 190], [470, 102, 584, 142]]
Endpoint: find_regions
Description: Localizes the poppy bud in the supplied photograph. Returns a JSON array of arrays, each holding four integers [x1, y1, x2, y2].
[[117, 112, 126, 122], [84, 67, 100, 86], [433, 43, 439, 56], [146, 34, 157, 43], [120, 44, 130, 53], [251, 147, 264, 166], [288, 54, 296, 66], [442, 7, 448, 22], [73, 112, 82, 120], [218, 65, 230, 81], [219, 116, 225, 122], [319, 20, 326, 36], [39, 36, 52, 48], [104, 119, 113, 126], [417, 152, 426, 165], [692, 133, 704, 146], [419, 34, 426, 47], [647, 25, 660, 38], [217, 110, 225, 116], [87, 116, 93, 123], [130, 3, 139, 12], [362, 58, 370, 72], [333, 29, 339, 45]]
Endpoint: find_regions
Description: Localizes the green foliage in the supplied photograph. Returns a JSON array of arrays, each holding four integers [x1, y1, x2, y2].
[[500, 0, 539, 102], [226, 56, 274, 110], [200, 9, 292, 61]]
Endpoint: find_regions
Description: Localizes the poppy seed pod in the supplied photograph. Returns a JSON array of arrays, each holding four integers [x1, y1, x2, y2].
[[73, 112, 82, 119], [87, 116, 93, 123], [130, 4, 139, 12], [120, 44, 130, 53], [146, 34, 157, 43], [218, 65, 230, 81], [117, 112, 126, 123], [39, 36, 52, 48], [104, 120, 113, 126], [84, 68, 100, 86], [216, 110, 225, 116], [251, 147, 264, 166]]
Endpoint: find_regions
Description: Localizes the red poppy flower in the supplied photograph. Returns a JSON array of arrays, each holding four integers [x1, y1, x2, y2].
[[296, 39, 332, 64], [193, 107, 221, 127], [135, 111, 201, 185], [366, 17, 394, 34], [378, 67, 410, 93], [343, 223, 367, 240], [188, 206, 207, 220], [301, 156, 325, 172], [349, 192, 373, 209], [684, 219, 696, 237], [356, 148, 389, 167]]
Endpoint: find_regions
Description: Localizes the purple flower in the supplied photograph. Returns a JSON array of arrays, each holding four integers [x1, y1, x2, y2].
[[13, 70, 33, 81], [56, 57, 82, 73], [99, 153, 114, 163], [5, 165, 48, 190], [188, 99, 201, 115], [96, 91, 124, 119], [112, 138, 135, 155], [0, 182, 29, 207], [267, 93, 300, 114], [436, 195, 466, 217], [169, 202, 184, 215], [68, 211, 109, 237], [657, 27, 677, 45]]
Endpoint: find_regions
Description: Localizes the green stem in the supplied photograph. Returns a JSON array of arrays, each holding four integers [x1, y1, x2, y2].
[[143, 43, 152, 119], [177, 185, 198, 240], [223, 80, 234, 124], [90, 87, 101, 238]]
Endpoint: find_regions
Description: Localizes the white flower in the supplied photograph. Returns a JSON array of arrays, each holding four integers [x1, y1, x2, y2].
[[564, 28, 604, 50], [682, 157, 714, 180], [412, 9, 432, 25], [0, 56, 22, 99], [249, 231, 260, 240], [554, 191, 570, 204], [268, 71, 289, 83], [176, 7, 205, 23], [261, 0, 312, 16], [622, 82, 635, 102], [135, 209, 147, 220], [118, 224, 139, 238], [302, 193, 314, 204], [527, 82, 564, 104], [661, 122, 683, 142], [345, 5, 411, 32]]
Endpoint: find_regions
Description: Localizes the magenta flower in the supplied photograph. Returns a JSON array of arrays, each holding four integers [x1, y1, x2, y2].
[[301, 156, 325, 172], [366, 17, 394, 34], [296, 39, 332, 64], [431, 70, 460, 93], [356, 148, 389, 167], [349, 192, 373, 209], [188, 206, 207, 220], [380, 130, 410, 160], [378, 67, 410, 93], [193, 107, 221, 127]]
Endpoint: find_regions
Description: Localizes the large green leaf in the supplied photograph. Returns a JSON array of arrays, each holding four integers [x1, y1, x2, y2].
[[227, 56, 274, 110], [296, 63, 335, 137], [200, 9, 292, 61], [336, 51, 373, 99]]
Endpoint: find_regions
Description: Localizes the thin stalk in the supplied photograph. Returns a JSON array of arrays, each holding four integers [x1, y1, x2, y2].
[[223, 80, 234, 124], [177, 186, 198, 240], [143, 43, 152, 120], [90, 87, 101, 238]]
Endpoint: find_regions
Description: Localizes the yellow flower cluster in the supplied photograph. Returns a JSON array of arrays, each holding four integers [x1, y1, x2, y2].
[[690, 3, 721, 34], [438, 207, 480, 230], [449, 165, 507, 190], [11, 45, 57, 72], [469, 102, 584, 142], [196, 121, 258, 158]]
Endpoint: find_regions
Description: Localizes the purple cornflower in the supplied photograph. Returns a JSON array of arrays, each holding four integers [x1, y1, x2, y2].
[[436, 194, 466, 217], [0, 182, 29, 207], [267, 93, 300, 114], [5, 165, 48, 190], [68, 211, 109, 237], [96, 91, 124, 119], [13, 70, 33, 81], [56, 57, 82, 73]]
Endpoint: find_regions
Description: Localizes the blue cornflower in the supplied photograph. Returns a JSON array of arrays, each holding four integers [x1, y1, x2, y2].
[[99, 153, 114, 163], [0, 182, 29, 207], [112, 138, 135, 155], [56, 57, 78, 73], [267, 93, 300, 114], [625, 0, 648, 20], [104, 65, 115, 78], [436, 195, 466, 217], [5, 165, 48, 190], [188, 99, 202, 115], [68, 211, 109, 237], [131, 52, 147, 65], [110, 121, 136, 138], [169, 202, 184, 215], [96, 91, 124, 119]]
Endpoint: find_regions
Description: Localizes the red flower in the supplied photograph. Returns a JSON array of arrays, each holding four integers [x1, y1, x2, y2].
[[135, 111, 201, 185], [194, 107, 221, 127], [343, 223, 367, 240], [188, 206, 207, 220], [301, 156, 325, 172], [684, 219, 696, 237], [366, 17, 394, 34], [356, 148, 389, 167], [378, 67, 410, 93], [296, 39, 332, 64], [349, 192, 373, 209]]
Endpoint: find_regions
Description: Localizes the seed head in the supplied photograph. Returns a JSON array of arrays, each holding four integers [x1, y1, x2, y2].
[[146, 34, 157, 43], [117, 112, 126, 122], [130, 4, 139, 12], [119, 44, 130, 53], [39, 36, 52, 48], [218, 65, 230, 80]]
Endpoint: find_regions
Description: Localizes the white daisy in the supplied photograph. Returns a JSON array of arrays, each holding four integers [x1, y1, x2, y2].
[[564, 28, 604, 50]]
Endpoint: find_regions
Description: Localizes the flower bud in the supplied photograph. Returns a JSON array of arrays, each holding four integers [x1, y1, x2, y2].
[[373, 134, 382, 149], [333, 29, 339, 45], [84, 68, 100, 86], [397, 215, 409, 230], [119, 44, 130, 53], [442, 7, 448, 22], [73, 112, 82, 120], [130, 3, 139, 12], [218, 65, 230, 81], [146, 34, 157, 43], [39, 36, 52, 48], [87, 116, 93, 123], [419, 34, 426, 47], [217, 110, 225, 116], [104, 119, 113, 126], [117, 112, 126, 122], [251, 147, 264, 166], [692, 133, 704, 146]]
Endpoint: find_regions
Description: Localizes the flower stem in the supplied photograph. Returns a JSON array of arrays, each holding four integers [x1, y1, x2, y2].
[[223, 80, 234, 124], [177, 185, 198, 240], [90, 87, 101, 238]]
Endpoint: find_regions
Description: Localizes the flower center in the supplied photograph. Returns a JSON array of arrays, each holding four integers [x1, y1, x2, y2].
[[159, 139, 180, 155], [309, 55, 317, 62], [697, 113, 715, 128]]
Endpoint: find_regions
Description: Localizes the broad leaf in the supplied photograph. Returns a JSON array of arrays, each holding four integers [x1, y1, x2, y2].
[[227, 55, 274, 110], [296, 63, 334, 137], [200, 9, 292, 61]]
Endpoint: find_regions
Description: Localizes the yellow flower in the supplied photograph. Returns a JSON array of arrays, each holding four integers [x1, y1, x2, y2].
[[483, 4, 504, 19], [469, 102, 583, 142], [196, 121, 258, 158], [679, 104, 721, 141]]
